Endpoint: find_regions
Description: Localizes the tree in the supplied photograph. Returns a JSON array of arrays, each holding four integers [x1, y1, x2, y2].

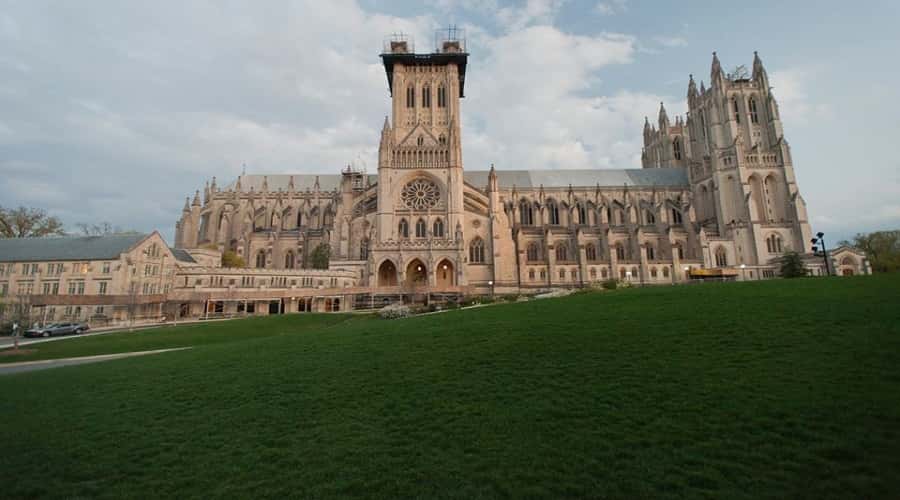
[[0, 206, 65, 238], [310, 243, 331, 270], [839, 230, 900, 274], [75, 222, 137, 236], [221, 250, 246, 268], [780, 251, 806, 278]]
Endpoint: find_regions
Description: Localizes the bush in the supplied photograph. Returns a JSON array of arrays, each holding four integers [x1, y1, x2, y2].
[[501, 294, 520, 302], [377, 304, 411, 319], [780, 251, 807, 278], [221, 250, 245, 268], [601, 279, 618, 290]]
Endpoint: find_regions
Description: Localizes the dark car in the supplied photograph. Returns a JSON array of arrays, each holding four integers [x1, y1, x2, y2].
[[24, 323, 90, 338]]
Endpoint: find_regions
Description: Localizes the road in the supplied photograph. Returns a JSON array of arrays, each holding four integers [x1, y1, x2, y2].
[[0, 347, 192, 375]]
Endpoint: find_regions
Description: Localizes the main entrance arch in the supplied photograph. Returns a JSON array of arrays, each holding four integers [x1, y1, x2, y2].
[[405, 259, 427, 287], [377, 260, 398, 286], [435, 258, 455, 288]]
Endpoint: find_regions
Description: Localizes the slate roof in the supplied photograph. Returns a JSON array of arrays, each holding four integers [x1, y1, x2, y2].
[[225, 168, 689, 193], [0, 233, 149, 263], [170, 248, 197, 263]]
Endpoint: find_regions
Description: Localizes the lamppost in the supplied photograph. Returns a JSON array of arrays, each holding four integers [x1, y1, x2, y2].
[[810, 232, 830, 276], [683, 266, 690, 282], [740, 263, 747, 281], [488, 280, 494, 299]]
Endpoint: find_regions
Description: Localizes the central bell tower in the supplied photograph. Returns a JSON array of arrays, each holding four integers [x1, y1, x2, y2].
[[375, 29, 468, 244]]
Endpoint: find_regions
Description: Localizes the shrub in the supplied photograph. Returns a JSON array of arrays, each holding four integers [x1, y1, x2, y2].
[[377, 304, 411, 319], [780, 251, 807, 278], [601, 279, 618, 290], [501, 294, 520, 302], [221, 250, 245, 268]]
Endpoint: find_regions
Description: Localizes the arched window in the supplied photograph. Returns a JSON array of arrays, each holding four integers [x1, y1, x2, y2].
[[417, 136, 424, 146], [406, 85, 415, 108], [651, 267, 658, 278], [438, 134, 446, 145], [646, 245, 656, 260], [555, 243, 568, 262], [415, 218, 427, 238], [255, 251, 266, 269], [766, 234, 783, 253], [673, 137, 682, 160], [359, 239, 369, 260], [296, 211, 302, 228], [616, 244, 626, 261], [548, 200, 560, 225], [398, 219, 409, 238], [519, 200, 534, 226], [671, 208, 683, 224], [732, 97, 741, 123], [585, 244, 598, 262], [663, 267, 670, 278], [715, 247, 728, 267], [527, 243, 541, 262], [590, 268, 597, 280], [749, 97, 759, 124], [559, 269, 566, 279], [601, 267, 608, 278], [577, 203, 587, 225], [645, 210, 656, 225], [606, 207, 612, 224], [422, 85, 431, 108], [437, 85, 447, 108], [469, 238, 485, 263], [433, 218, 444, 238], [284, 251, 295, 269], [528, 269, 535, 280]]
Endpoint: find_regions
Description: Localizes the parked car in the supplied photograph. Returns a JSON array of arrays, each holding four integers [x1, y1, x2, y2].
[[24, 323, 90, 338]]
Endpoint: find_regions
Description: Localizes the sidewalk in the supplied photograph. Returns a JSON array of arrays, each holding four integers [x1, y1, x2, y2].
[[0, 347, 192, 375]]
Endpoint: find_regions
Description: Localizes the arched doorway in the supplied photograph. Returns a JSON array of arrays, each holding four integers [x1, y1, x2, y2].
[[405, 259, 427, 287], [436, 259, 455, 288], [377, 260, 398, 286]]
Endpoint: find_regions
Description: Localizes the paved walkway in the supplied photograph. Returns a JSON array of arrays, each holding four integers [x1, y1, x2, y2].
[[0, 347, 192, 375]]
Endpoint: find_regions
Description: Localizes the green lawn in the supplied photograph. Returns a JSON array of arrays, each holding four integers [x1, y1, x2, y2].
[[1, 275, 899, 499]]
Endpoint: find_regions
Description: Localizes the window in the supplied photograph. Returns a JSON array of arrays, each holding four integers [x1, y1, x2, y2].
[[676, 244, 685, 260], [528, 269, 535, 281], [577, 203, 587, 225], [519, 201, 533, 226], [360, 239, 369, 260], [469, 238, 485, 263], [651, 267, 658, 278], [732, 97, 740, 123], [417, 136, 424, 146], [0, 283, 9, 296], [67, 280, 85, 295], [571, 269, 577, 280], [671, 208, 683, 224], [98, 282, 107, 295], [646, 246, 656, 260], [645, 210, 656, 225], [590, 268, 597, 280], [297, 211, 303, 227], [766, 234, 783, 253], [438, 134, 446, 145], [406, 85, 415, 108], [438, 85, 447, 107], [559, 269, 566, 279], [673, 137, 682, 160], [285, 251, 295, 269], [548, 200, 560, 225], [527, 243, 541, 262], [433, 218, 444, 238], [663, 267, 670, 278], [95, 306, 105, 316], [615, 244, 626, 261], [415, 218, 427, 238], [586, 244, 598, 262], [601, 267, 608, 279], [555, 243, 568, 262], [749, 97, 759, 124], [540, 269, 546, 279], [102, 262, 111, 274], [715, 247, 728, 267], [398, 219, 409, 238], [422, 85, 431, 108], [255, 251, 266, 269]]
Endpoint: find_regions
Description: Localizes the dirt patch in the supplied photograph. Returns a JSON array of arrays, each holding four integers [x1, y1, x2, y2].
[[0, 348, 37, 357]]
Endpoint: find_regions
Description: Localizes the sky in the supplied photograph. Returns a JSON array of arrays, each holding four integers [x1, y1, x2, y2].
[[1, 0, 898, 245]]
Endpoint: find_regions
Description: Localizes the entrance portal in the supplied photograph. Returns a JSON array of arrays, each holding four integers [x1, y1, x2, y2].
[[405, 259, 428, 287], [436, 259, 455, 288], [378, 260, 398, 286]]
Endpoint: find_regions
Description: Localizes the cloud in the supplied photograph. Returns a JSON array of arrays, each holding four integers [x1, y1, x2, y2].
[[0, 1, 678, 242], [595, 0, 627, 16], [770, 67, 833, 125], [653, 35, 688, 48]]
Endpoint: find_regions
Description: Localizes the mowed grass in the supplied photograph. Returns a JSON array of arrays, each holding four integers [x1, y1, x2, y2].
[[1, 276, 899, 499]]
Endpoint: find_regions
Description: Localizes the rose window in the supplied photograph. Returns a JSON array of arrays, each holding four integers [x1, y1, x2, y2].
[[401, 178, 440, 210]]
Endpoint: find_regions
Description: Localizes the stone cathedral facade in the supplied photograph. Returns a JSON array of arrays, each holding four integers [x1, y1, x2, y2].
[[174, 37, 868, 297]]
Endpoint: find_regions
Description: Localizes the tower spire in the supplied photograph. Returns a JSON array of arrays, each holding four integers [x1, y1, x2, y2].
[[658, 102, 670, 130]]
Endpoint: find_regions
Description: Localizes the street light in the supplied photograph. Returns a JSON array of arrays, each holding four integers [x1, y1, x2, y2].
[[487, 280, 494, 298], [740, 263, 747, 281], [810, 231, 830, 276]]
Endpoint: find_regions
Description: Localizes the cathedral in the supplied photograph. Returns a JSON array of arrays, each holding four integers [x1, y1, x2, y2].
[[173, 34, 867, 298]]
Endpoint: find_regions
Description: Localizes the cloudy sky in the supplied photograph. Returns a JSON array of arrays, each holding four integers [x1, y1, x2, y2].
[[1, 0, 898, 244]]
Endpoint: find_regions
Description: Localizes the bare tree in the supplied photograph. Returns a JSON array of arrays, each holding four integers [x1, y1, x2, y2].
[[0, 206, 65, 238]]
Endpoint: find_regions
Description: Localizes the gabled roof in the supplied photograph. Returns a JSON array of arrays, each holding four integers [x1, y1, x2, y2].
[[463, 168, 690, 189], [0, 233, 151, 263], [170, 248, 197, 263]]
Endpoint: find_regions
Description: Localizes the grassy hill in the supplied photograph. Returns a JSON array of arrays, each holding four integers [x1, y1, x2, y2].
[[2, 275, 899, 499]]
